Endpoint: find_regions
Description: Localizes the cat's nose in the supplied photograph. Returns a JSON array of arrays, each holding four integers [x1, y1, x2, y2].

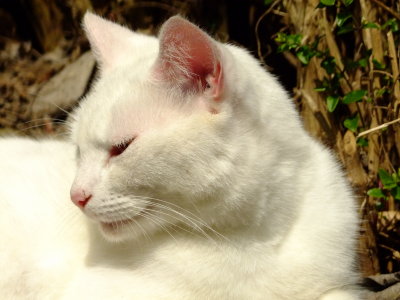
[[70, 189, 92, 208]]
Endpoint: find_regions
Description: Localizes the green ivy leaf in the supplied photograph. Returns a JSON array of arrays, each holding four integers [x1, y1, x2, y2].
[[321, 56, 336, 74], [344, 115, 359, 132], [367, 188, 385, 198], [314, 87, 326, 92], [356, 137, 368, 147], [378, 169, 397, 189], [372, 59, 386, 70], [382, 19, 399, 32], [337, 23, 354, 35], [341, 0, 353, 6], [336, 12, 352, 27], [375, 88, 388, 97], [275, 33, 303, 53], [327, 95, 339, 112], [362, 22, 380, 29], [342, 90, 367, 104], [358, 58, 368, 68], [277, 44, 288, 53], [392, 172, 399, 184], [320, 0, 336, 6], [287, 35, 301, 46], [296, 51, 309, 65], [344, 59, 359, 70], [296, 46, 316, 65], [392, 187, 400, 200], [275, 32, 287, 43]]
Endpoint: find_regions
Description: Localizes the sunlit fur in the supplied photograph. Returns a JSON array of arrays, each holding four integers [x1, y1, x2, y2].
[[0, 13, 364, 299]]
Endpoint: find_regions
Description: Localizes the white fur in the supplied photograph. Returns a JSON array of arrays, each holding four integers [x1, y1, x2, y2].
[[0, 13, 363, 299]]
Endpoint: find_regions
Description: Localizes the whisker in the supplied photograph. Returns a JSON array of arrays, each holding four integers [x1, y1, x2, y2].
[[24, 118, 67, 124], [150, 202, 219, 243], [51, 103, 72, 116], [18, 121, 67, 131], [139, 196, 214, 228], [139, 211, 178, 243], [135, 197, 227, 243], [119, 209, 151, 242], [138, 196, 230, 242], [141, 206, 211, 241]]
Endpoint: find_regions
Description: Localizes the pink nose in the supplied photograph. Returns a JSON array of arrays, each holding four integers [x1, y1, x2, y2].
[[70, 190, 92, 208]]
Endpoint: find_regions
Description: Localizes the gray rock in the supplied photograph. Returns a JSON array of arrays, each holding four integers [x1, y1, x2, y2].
[[32, 51, 95, 115]]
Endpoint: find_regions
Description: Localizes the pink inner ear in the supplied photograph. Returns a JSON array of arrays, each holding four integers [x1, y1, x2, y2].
[[155, 16, 223, 97]]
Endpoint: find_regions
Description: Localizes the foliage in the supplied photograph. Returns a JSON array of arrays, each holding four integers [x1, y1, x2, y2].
[[368, 169, 400, 209], [270, 0, 400, 274], [275, 1, 399, 139]]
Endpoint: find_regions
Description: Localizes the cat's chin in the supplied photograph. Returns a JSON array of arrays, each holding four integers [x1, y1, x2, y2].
[[98, 219, 142, 242]]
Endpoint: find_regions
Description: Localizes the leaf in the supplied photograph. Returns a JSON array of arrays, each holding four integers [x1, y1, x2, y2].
[[372, 59, 386, 70], [362, 22, 380, 29], [275, 33, 303, 52], [392, 172, 399, 184], [296, 50, 310, 65], [314, 87, 326, 92], [344, 115, 359, 132], [286, 34, 302, 47], [277, 44, 289, 53], [321, 56, 336, 74], [320, 0, 336, 6], [382, 19, 399, 32], [378, 169, 397, 189], [356, 137, 368, 147], [342, 90, 367, 104], [344, 59, 358, 70], [337, 24, 354, 35], [296, 46, 316, 65], [358, 58, 368, 68], [326, 95, 339, 112], [336, 12, 352, 27], [275, 32, 287, 43], [367, 188, 385, 198], [264, 0, 274, 5], [392, 187, 400, 200], [375, 88, 388, 97], [341, 0, 353, 6]]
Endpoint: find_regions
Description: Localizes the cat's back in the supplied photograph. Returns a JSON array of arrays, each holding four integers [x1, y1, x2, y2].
[[0, 137, 77, 209], [0, 137, 88, 300]]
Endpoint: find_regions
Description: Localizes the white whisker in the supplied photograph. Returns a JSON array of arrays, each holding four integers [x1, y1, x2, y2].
[[139, 211, 178, 243], [141, 197, 230, 242], [141, 206, 212, 241]]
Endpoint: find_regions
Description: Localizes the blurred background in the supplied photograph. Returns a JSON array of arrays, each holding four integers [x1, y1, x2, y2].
[[0, 0, 399, 289]]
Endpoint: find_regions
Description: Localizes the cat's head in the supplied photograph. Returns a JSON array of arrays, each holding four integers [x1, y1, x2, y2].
[[69, 12, 271, 242]]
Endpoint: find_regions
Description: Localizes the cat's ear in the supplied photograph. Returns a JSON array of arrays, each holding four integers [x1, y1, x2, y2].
[[154, 16, 223, 102], [83, 12, 135, 72]]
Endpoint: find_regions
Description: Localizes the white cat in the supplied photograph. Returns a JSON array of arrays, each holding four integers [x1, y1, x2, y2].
[[0, 13, 363, 299]]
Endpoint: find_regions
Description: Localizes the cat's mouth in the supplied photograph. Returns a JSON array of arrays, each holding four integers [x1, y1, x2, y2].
[[100, 218, 135, 232], [98, 205, 152, 236]]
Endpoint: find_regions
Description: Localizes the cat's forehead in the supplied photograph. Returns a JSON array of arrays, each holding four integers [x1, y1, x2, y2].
[[76, 76, 198, 147], [111, 83, 203, 141]]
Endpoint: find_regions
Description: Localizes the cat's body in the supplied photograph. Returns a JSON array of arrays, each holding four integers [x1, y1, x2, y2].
[[0, 13, 362, 299]]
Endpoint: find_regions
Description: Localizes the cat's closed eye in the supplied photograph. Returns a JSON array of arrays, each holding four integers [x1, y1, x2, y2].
[[109, 138, 135, 158]]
